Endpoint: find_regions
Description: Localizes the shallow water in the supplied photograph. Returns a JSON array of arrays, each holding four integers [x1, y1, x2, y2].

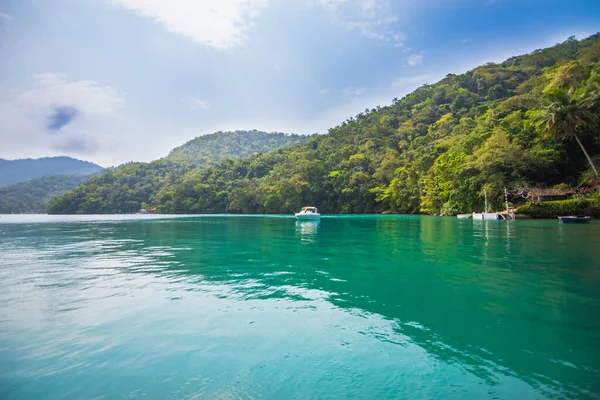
[[0, 214, 599, 399]]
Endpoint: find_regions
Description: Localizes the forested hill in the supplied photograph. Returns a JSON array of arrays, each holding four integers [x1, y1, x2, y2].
[[0, 156, 103, 187], [46, 131, 309, 214], [0, 174, 96, 214], [49, 35, 600, 215], [165, 131, 309, 165]]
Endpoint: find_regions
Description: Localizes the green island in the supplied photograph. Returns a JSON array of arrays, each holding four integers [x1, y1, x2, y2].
[[46, 35, 600, 217]]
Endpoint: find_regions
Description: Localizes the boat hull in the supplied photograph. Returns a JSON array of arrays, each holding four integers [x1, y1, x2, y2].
[[472, 212, 515, 220], [472, 212, 501, 220], [558, 216, 591, 224], [295, 213, 321, 220]]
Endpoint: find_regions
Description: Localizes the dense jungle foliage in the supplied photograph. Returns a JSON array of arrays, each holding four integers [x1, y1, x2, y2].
[[46, 131, 308, 213], [0, 174, 95, 213], [516, 198, 600, 218], [48, 35, 600, 215]]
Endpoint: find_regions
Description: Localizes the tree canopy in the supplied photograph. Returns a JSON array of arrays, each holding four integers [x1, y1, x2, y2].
[[46, 131, 309, 214], [48, 34, 600, 215], [535, 86, 600, 178], [0, 175, 96, 213]]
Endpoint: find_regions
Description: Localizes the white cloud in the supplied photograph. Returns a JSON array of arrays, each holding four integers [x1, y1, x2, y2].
[[361, 0, 378, 11], [306, 0, 348, 13], [0, 12, 12, 20], [0, 73, 125, 162], [342, 86, 366, 99], [16, 73, 124, 116], [308, 0, 406, 47], [407, 53, 424, 66], [184, 96, 209, 110], [392, 32, 407, 46], [107, 0, 269, 50]]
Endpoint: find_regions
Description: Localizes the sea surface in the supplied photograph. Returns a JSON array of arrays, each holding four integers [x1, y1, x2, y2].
[[0, 214, 599, 399]]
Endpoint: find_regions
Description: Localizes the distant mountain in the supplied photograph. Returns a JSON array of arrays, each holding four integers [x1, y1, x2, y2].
[[0, 174, 97, 214], [0, 156, 103, 187], [46, 130, 309, 214]]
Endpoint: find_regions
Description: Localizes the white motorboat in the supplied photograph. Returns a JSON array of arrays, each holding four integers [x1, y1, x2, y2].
[[295, 206, 321, 220]]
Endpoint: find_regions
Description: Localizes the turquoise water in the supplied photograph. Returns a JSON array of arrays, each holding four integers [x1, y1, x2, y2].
[[0, 214, 599, 399]]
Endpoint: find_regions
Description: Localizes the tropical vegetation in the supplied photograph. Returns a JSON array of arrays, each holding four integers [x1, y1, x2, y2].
[[516, 198, 600, 218], [46, 131, 309, 214], [0, 174, 96, 213], [48, 35, 600, 215], [535, 86, 599, 178]]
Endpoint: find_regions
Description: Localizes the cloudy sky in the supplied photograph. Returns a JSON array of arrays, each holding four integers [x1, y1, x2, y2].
[[0, 0, 598, 167]]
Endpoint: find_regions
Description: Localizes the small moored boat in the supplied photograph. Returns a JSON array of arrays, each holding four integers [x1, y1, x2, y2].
[[471, 189, 514, 220], [295, 206, 321, 220], [456, 214, 472, 219], [558, 216, 591, 224]]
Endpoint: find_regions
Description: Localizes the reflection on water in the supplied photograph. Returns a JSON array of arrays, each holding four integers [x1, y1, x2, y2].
[[471, 219, 516, 260], [295, 220, 320, 243], [0, 215, 599, 399]]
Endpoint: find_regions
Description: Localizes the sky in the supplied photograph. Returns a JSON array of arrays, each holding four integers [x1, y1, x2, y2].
[[0, 0, 599, 167]]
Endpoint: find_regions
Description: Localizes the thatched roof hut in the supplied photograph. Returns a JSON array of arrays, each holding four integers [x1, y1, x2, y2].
[[527, 188, 571, 202]]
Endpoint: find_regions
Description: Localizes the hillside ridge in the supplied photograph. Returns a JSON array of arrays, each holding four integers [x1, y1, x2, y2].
[[48, 34, 600, 215], [0, 156, 103, 187], [47, 130, 310, 213]]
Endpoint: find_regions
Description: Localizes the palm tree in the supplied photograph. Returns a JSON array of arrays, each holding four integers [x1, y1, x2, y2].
[[579, 79, 600, 111], [537, 86, 599, 180]]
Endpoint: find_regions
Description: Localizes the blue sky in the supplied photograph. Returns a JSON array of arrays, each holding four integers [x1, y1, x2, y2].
[[0, 0, 598, 167]]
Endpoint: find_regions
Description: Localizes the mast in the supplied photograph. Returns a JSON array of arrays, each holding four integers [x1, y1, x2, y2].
[[484, 190, 488, 214], [504, 187, 509, 214]]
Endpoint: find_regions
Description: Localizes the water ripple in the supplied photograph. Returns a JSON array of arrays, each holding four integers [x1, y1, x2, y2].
[[1, 215, 599, 399]]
